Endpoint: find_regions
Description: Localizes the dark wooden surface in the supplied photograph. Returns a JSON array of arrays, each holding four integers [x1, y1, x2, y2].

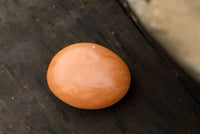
[[0, 0, 200, 134]]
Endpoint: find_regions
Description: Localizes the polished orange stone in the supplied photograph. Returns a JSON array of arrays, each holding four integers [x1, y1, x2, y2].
[[47, 43, 131, 109]]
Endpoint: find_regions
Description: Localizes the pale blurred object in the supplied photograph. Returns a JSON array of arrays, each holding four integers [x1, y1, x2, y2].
[[127, 0, 200, 82]]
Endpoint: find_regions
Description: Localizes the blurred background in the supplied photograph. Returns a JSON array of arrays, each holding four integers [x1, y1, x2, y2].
[[127, 0, 200, 82]]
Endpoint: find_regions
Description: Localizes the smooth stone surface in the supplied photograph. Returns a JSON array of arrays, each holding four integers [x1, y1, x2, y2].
[[127, 0, 200, 82], [47, 43, 131, 109]]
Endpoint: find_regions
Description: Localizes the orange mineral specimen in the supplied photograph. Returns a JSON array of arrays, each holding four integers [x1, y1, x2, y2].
[[47, 43, 131, 109]]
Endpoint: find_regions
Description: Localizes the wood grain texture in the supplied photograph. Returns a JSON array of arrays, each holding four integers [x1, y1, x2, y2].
[[0, 0, 200, 134]]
